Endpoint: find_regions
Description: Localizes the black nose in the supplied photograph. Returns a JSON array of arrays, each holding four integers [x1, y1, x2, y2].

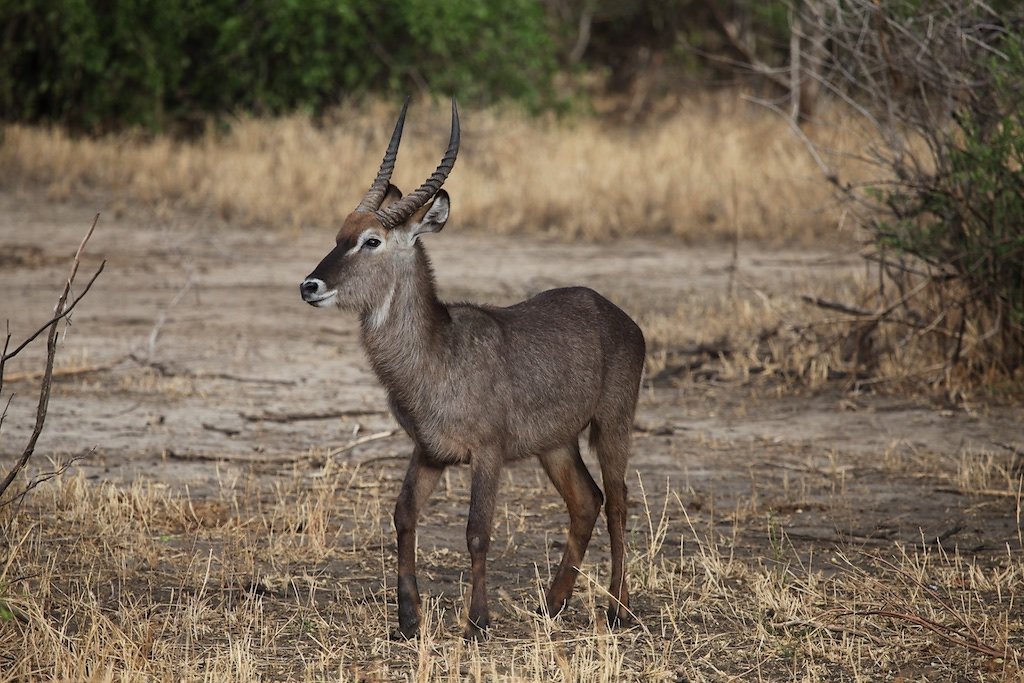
[[300, 279, 320, 297]]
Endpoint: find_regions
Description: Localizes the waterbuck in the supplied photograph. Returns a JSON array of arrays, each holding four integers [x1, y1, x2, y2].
[[299, 100, 645, 640]]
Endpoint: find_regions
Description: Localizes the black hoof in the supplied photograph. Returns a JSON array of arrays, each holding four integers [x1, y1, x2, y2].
[[606, 606, 635, 629], [538, 598, 567, 619], [463, 618, 490, 641], [392, 621, 419, 640]]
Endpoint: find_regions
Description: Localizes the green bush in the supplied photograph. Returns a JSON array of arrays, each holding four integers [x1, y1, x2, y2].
[[0, 0, 188, 131], [870, 20, 1024, 377], [0, 0, 556, 132]]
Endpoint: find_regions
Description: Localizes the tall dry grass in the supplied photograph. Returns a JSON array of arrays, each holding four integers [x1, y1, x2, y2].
[[0, 94, 860, 243]]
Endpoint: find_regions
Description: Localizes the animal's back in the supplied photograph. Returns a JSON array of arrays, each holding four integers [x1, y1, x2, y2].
[[498, 286, 645, 381], [438, 287, 644, 459]]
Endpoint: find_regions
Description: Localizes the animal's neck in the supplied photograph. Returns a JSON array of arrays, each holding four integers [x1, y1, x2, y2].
[[360, 244, 449, 394]]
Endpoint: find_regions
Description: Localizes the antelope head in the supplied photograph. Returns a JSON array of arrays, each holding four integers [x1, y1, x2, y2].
[[300, 99, 459, 312]]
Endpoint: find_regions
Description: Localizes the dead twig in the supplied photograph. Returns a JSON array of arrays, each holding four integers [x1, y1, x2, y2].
[[935, 486, 1023, 498], [800, 295, 874, 317], [773, 618, 886, 646], [870, 552, 982, 643], [201, 422, 241, 437], [3, 450, 93, 513], [326, 430, 398, 458], [164, 431, 400, 465], [844, 609, 1006, 659], [242, 408, 382, 423], [742, 94, 844, 187], [165, 449, 307, 465], [833, 549, 1009, 660], [192, 371, 295, 386], [0, 214, 104, 504], [135, 266, 195, 365], [2, 358, 124, 384], [137, 360, 295, 386]]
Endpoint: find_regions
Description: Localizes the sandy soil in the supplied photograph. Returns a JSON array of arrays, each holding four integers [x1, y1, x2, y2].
[[1, 187, 1021, 632]]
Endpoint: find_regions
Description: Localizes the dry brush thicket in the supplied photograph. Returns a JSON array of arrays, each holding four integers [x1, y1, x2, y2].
[[778, 0, 1024, 393], [0, 94, 860, 244]]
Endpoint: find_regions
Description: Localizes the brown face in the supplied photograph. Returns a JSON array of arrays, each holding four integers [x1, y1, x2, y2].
[[299, 191, 451, 313], [299, 99, 458, 314], [299, 210, 394, 311]]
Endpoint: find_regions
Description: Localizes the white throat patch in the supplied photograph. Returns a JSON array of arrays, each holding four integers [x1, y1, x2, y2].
[[367, 282, 396, 330]]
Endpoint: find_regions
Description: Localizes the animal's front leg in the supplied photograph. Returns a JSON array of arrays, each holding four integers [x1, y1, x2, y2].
[[465, 454, 502, 640], [394, 446, 444, 639]]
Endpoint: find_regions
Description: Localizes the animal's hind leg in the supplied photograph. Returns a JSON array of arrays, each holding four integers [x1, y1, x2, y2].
[[537, 440, 604, 617], [592, 420, 632, 626]]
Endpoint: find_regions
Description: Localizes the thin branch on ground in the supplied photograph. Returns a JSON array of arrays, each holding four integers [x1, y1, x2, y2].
[[831, 549, 1009, 660], [800, 295, 874, 317], [846, 609, 1005, 659], [326, 430, 398, 459], [2, 358, 124, 384], [130, 265, 195, 367], [241, 408, 384, 423]]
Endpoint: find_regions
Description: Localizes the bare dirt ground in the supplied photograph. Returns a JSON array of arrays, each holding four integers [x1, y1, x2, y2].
[[1, 187, 1022, 680]]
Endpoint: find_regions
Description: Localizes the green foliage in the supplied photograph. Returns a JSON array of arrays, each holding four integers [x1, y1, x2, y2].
[[0, 0, 556, 132], [874, 32, 1024, 373], [396, 0, 555, 109], [0, 0, 189, 131]]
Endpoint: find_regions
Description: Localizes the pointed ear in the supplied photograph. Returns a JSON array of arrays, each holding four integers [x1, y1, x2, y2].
[[379, 183, 403, 210], [408, 190, 450, 240]]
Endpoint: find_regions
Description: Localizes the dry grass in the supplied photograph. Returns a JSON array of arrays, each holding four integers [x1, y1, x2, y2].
[[1, 453, 1020, 682], [638, 264, 877, 390], [635, 257, 1024, 397], [0, 94, 861, 244]]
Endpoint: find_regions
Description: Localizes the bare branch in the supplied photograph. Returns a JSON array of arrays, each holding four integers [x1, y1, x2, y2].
[[134, 266, 195, 365], [742, 94, 843, 188], [704, 0, 791, 91], [848, 609, 1005, 659], [567, 0, 594, 64], [800, 295, 873, 317], [1, 449, 93, 512], [0, 262, 105, 364], [0, 215, 103, 503]]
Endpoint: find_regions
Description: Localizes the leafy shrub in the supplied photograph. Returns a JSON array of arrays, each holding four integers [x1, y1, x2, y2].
[[804, 0, 1024, 388], [874, 37, 1024, 376], [0, 0, 556, 132], [0, 0, 188, 131]]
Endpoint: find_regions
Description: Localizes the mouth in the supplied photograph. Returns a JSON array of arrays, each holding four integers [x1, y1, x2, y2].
[[303, 290, 339, 307]]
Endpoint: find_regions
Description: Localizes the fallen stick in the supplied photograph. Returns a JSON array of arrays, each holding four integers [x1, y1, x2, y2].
[[242, 408, 383, 423], [326, 430, 397, 458], [3, 357, 124, 383]]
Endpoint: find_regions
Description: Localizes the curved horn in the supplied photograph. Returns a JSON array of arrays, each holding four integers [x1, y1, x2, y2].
[[376, 98, 460, 230], [356, 97, 410, 212]]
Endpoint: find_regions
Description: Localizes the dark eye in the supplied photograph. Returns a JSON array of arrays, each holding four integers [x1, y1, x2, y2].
[[363, 237, 382, 250]]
